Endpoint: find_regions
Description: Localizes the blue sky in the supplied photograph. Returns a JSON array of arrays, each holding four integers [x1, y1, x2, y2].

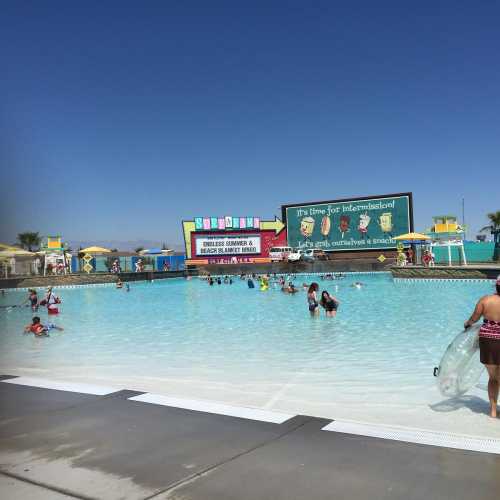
[[1, 1, 499, 249]]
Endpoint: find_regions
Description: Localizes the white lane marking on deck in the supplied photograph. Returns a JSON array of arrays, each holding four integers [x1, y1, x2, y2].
[[128, 393, 295, 424], [2, 377, 120, 395], [322, 419, 500, 454]]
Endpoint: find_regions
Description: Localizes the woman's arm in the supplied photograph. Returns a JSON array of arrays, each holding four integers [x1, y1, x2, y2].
[[464, 299, 484, 329]]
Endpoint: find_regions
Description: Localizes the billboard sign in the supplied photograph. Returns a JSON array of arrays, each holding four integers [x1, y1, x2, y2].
[[194, 234, 261, 257], [283, 193, 412, 251]]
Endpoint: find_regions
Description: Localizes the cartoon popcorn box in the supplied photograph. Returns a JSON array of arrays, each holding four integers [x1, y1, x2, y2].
[[378, 212, 394, 237], [320, 215, 331, 240], [300, 217, 315, 241]]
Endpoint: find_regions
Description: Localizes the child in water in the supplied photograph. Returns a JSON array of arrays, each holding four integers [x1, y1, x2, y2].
[[24, 316, 64, 336]]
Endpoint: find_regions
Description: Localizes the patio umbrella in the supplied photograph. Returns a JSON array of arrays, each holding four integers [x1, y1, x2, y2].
[[393, 232, 431, 241], [80, 246, 111, 253], [0, 245, 35, 257]]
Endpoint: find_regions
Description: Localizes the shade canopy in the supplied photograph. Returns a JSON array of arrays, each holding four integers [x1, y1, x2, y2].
[[141, 248, 162, 254], [393, 232, 431, 241], [0, 243, 35, 257], [80, 246, 111, 253]]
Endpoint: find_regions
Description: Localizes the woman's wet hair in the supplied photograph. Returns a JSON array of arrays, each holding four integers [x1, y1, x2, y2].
[[32, 316, 40, 324], [320, 291, 330, 306], [308, 282, 319, 293]]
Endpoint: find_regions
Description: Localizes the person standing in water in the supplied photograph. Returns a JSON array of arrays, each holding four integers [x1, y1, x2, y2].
[[42, 287, 61, 315], [22, 289, 38, 311], [320, 291, 340, 317], [307, 283, 319, 316], [464, 275, 500, 418]]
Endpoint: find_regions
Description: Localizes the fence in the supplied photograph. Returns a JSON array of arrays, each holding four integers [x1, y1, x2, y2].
[[71, 255, 185, 273], [432, 242, 495, 264]]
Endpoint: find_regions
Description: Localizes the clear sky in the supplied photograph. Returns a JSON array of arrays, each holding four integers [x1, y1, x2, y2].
[[1, 1, 499, 248]]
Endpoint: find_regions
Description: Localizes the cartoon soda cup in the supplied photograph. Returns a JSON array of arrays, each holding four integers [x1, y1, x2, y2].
[[300, 217, 315, 240], [321, 216, 331, 240], [358, 213, 371, 239], [379, 212, 393, 234]]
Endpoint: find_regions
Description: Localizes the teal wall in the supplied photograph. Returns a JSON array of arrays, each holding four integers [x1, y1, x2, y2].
[[433, 242, 495, 264]]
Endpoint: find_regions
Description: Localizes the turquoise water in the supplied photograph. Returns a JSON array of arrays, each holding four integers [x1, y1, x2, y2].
[[0, 273, 498, 436]]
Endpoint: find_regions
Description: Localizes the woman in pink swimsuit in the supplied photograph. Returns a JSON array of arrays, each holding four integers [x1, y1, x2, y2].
[[464, 275, 500, 418]]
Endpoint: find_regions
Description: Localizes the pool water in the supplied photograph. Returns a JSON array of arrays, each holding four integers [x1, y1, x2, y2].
[[1, 273, 498, 438]]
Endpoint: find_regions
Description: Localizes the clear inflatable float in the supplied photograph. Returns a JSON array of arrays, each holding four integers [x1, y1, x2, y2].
[[434, 325, 484, 398]]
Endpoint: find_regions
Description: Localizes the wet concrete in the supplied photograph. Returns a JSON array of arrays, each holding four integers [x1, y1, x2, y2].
[[1, 376, 499, 500]]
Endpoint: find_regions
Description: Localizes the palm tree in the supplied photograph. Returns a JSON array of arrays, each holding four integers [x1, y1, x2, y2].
[[480, 211, 500, 260], [17, 232, 41, 252], [134, 246, 144, 253]]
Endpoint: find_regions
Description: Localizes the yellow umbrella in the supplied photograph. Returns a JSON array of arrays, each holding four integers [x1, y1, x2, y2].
[[0, 243, 35, 256], [393, 232, 431, 241], [81, 246, 111, 253]]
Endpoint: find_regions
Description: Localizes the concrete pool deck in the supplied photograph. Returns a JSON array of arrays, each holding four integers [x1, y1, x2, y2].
[[1, 375, 500, 499]]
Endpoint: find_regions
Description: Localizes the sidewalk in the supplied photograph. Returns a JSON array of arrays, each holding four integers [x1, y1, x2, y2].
[[1, 375, 499, 500]]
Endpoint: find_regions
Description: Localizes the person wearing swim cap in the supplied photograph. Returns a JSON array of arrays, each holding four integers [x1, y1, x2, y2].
[[41, 286, 61, 314], [464, 275, 500, 418]]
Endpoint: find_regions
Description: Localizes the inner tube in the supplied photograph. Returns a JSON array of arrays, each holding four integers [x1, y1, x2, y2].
[[435, 325, 483, 398]]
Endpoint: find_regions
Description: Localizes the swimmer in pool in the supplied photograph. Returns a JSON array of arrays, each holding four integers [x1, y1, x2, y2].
[[126, 283, 130, 292], [116, 280, 123, 289], [320, 291, 340, 317], [23, 289, 39, 311], [24, 316, 63, 336], [282, 282, 298, 294], [351, 282, 364, 289]]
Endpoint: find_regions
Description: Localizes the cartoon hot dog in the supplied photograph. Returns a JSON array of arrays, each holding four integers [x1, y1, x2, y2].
[[321, 216, 331, 240]]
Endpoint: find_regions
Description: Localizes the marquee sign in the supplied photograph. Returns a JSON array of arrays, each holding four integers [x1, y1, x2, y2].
[[182, 216, 286, 262], [193, 216, 261, 231], [195, 234, 261, 256]]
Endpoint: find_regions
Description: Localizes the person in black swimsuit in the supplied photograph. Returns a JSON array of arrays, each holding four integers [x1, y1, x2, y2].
[[320, 291, 340, 317], [26, 289, 38, 311]]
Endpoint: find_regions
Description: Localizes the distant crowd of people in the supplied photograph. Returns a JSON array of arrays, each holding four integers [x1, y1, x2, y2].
[[200, 272, 363, 319]]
